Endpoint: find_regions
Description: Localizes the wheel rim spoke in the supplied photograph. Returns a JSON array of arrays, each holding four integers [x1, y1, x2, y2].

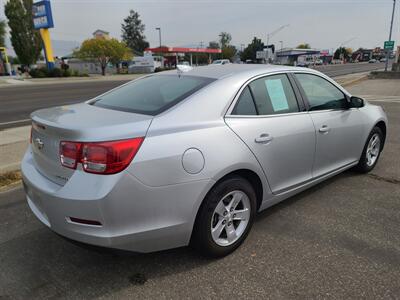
[[214, 201, 226, 217], [228, 192, 242, 211], [225, 224, 237, 243], [211, 219, 226, 240], [233, 208, 249, 221]]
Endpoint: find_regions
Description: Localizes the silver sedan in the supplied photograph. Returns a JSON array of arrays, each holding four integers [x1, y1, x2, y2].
[[22, 64, 387, 257]]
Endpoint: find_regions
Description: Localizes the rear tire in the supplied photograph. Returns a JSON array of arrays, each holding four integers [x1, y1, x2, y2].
[[191, 176, 257, 258], [354, 126, 383, 173]]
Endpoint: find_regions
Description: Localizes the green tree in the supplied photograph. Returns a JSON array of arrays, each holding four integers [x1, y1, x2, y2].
[[219, 32, 232, 49], [241, 37, 265, 61], [121, 10, 149, 54], [222, 45, 237, 61], [0, 19, 6, 47], [334, 47, 352, 60], [4, 0, 42, 66], [297, 43, 311, 49], [75, 38, 132, 75]]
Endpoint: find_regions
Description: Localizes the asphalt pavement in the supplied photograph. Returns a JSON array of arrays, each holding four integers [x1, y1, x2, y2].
[[0, 62, 387, 129], [0, 79, 399, 299], [312, 61, 387, 77]]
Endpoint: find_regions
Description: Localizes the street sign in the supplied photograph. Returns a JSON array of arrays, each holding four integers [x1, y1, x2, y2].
[[33, 0, 54, 29], [384, 41, 395, 50]]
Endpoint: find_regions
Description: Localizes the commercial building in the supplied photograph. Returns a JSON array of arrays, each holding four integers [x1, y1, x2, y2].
[[275, 48, 321, 66], [145, 46, 222, 67]]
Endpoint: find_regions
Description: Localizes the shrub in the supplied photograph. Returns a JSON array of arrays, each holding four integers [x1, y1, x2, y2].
[[63, 69, 72, 77], [29, 67, 48, 78], [48, 67, 63, 77]]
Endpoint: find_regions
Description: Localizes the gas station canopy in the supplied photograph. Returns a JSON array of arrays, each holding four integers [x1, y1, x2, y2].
[[145, 47, 221, 54]]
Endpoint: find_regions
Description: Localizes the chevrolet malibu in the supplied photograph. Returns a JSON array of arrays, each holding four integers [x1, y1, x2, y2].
[[22, 65, 387, 257]]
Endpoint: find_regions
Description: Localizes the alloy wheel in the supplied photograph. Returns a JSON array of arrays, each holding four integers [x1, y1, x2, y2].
[[366, 133, 381, 167], [210, 190, 251, 247]]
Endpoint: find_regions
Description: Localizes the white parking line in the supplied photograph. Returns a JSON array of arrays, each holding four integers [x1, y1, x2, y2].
[[0, 119, 31, 127], [359, 95, 400, 103]]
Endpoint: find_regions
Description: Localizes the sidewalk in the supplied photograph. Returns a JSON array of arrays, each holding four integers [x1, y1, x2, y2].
[[0, 126, 30, 173]]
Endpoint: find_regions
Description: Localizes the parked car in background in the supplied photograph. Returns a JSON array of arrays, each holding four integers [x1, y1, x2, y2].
[[369, 59, 378, 63], [380, 58, 387, 63], [22, 64, 387, 257], [212, 59, 231, 65], [314, 59, 323, 65]]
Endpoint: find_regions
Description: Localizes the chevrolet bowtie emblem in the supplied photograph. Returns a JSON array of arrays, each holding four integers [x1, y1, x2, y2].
[[34, 138, 44, 150]]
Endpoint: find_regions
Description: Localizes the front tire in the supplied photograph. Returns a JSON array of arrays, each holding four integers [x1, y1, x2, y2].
[[191, 176, 257, 258], [355, 126, 383, 173]]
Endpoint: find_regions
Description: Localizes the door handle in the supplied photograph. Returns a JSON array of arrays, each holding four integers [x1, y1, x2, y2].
[[255, 134, 273, 144], [319, 125, 330, 133]]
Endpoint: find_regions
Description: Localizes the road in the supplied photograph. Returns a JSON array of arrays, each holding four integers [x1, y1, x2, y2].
[[313, 61, 387, 77], [0, 62, 387, 129], [0, 81, 399, 298]]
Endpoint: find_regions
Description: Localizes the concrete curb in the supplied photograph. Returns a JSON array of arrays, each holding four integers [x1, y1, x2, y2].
[[0, 74, 145, 88], [339, 74, 369, 87]]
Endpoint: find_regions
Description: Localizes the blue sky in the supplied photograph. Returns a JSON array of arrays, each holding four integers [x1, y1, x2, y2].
[[1, 0, 399, 56]]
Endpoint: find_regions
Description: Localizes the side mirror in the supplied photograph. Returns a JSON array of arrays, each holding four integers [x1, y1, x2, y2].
[[349, 96, 364, 108]]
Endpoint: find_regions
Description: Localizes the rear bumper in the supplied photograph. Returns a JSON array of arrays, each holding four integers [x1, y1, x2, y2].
[[21, 147, 214, 253]]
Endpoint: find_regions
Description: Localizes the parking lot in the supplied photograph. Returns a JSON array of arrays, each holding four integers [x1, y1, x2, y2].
[[0, 79, 399, 299]]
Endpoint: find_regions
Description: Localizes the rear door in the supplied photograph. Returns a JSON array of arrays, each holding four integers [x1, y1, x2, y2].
[[293, 73, 366, 177], [225, 73, 316, 194]]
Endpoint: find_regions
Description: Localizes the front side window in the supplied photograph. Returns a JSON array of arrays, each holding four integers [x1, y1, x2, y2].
[[92, 75, 215, 115], [295, 73, 347, 111]]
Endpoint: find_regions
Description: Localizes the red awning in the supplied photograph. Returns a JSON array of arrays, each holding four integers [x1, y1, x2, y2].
[[145, 46, 221, 54]]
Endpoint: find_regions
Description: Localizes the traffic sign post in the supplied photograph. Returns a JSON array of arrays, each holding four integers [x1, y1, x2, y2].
[[385, 0, 396, 71], [384, 41, 395, 50], [33, 0, 55, 70]]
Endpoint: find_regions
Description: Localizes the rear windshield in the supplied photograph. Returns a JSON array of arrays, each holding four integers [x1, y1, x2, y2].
[[92, 75, 215, 115]]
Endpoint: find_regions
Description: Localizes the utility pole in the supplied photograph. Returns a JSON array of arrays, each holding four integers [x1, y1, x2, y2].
[[385, 0, 396, 71], [240, 44, 245, 52], [197, 41, 204, 66], [219, 33, 223, 58]]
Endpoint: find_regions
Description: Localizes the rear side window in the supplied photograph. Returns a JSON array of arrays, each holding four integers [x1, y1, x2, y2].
[[92, 75, 215, 115], [232, 86, 257, 115], [249, 74, 299, 115], [232, 74, 299, 116], [295, 73, 347, 111]]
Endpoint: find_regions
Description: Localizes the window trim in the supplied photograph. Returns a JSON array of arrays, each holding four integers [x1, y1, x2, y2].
[[292, 72, 351, 112], [227, 72, 306, 117]]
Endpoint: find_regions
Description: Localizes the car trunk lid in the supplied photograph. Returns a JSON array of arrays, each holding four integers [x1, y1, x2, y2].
[[31, 103, 152, 185]]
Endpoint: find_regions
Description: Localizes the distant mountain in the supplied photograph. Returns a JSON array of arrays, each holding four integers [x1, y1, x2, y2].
[[3, 38, 80, 58], [51, 39, 80, 57]]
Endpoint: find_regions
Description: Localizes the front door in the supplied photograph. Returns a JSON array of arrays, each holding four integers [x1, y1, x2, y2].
[[294, 73, 366, 177]]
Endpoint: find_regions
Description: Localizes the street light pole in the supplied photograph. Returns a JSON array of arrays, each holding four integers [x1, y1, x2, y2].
[[156, 27, 163, 67], [385, 0, 396, 71], [155, 27, 162, 48]]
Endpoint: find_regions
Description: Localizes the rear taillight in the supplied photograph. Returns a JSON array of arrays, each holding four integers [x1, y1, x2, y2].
[[59, 138, 144, 175], [60, 141, 82, 169]]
